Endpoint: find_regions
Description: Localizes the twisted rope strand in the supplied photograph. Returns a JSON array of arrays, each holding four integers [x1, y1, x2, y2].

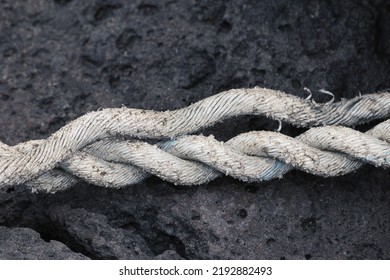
[[82, 119, 390, 183], [1, 87, 390, 187], [0, 88, 390, 191], [1, 119, 390, 193]]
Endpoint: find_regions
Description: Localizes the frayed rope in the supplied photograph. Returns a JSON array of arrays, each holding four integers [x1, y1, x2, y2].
[[1, 87, 389, 193]]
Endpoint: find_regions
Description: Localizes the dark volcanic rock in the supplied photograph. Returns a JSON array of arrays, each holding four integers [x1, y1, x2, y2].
[[0, 0, 389, 259], [48, 206, 153, 259], [0, 226, 88, 259]]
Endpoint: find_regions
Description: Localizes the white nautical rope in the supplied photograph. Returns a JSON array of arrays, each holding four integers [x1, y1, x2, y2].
[[1, 119, 389, 193], [0, 87, 390, 192]]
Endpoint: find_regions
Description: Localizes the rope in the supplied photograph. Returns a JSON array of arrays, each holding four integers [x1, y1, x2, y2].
[[1, 119, 389, 193], [0, 87, 389, 192]]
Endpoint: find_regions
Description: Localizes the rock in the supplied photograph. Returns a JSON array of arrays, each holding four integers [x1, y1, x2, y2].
[[0, 0, 389, 259], [48, 206, 153, 259], [155, 250, 185, 260], [0, 226, 88, 259]]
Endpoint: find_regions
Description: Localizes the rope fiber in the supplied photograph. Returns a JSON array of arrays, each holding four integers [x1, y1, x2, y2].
[[1, 87, 389, 193]]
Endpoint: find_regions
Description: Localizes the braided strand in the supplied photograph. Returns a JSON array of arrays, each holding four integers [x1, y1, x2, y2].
[[1, 88, 389, 191]]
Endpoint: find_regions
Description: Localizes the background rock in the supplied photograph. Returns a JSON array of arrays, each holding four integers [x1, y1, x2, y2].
[[0, 0, 389, 259], [0, 226, 88, 259]]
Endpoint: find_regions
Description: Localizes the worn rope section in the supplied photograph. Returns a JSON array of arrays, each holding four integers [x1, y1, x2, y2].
[[1, 118, 390, 193], [0, 87, 389, 190]]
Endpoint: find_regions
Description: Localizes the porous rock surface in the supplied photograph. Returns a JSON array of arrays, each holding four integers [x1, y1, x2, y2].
[[0, 0, 389, 259], [0, 226, 88, 259]]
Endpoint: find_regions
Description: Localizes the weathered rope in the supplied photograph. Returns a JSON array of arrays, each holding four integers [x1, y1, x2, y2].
[[0, 87, 389, 192], [0, 119, 389, 193]]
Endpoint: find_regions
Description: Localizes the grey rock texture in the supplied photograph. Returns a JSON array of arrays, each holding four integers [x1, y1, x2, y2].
[[0, 0, 389, 259], [0, 226, 88, 259]]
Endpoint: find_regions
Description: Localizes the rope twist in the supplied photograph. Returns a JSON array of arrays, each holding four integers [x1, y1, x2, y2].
[[1, 87, 389, 193]]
